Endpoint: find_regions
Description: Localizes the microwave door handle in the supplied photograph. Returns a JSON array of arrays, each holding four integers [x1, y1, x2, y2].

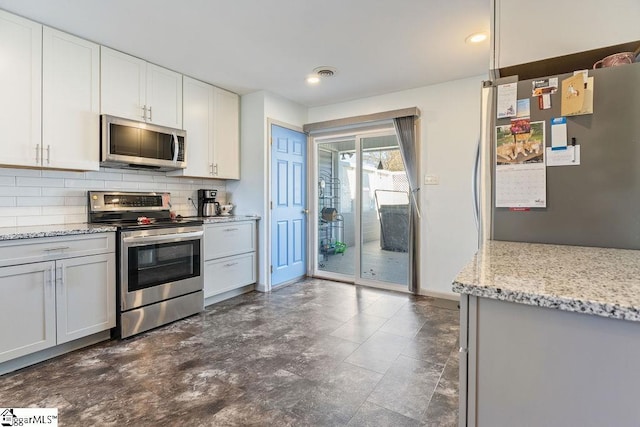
[[172, 133, 179, 162]]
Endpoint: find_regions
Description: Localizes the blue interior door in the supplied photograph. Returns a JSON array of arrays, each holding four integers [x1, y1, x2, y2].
[[271, 124, 307, 286]]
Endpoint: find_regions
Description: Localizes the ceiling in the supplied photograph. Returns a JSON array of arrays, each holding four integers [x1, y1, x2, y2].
[[0, 0, 490, 107]]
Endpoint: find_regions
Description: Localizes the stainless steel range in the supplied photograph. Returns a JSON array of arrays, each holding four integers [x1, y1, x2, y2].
[[88, 191, 204, 338]]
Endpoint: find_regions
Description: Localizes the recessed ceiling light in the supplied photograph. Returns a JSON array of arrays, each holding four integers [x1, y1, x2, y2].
[[306, 76, 320, 84], [465, 32, 488, 44]]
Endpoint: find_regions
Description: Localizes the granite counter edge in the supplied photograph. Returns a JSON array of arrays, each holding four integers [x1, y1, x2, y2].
[[453, 281, 640, 323], [0, 226, 117, 241]]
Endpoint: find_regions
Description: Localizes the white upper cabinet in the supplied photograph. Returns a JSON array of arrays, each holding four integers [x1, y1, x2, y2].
[[100, 47, 146, 122], [494, 0, 640, 69], [146, 63, 183, 129], [101, 46, 182, 128], [169, 78, 240, 179], [0, 10, 42, 168], [171, 76, 214, 178], [42, 27, 100, 171], [212, 87, 240, 180]]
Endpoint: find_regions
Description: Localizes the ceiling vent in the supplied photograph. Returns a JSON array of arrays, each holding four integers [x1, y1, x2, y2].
[[313, 66, 337, 78]]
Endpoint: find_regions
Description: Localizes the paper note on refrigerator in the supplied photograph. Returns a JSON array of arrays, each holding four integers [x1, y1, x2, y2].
[[546, 145, 580, 166], [561, 74, 593, 116], [497, 83, 518, 119], [551, 117, 568, 150]]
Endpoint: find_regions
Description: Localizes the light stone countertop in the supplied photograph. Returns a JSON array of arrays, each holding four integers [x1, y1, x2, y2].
[[452, 240, 640, 322], [0, 223, 117, 241], [199, 215, 261, 224]]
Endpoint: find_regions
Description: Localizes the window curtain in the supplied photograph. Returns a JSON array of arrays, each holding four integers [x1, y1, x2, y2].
[[393, 116, 420, 294]]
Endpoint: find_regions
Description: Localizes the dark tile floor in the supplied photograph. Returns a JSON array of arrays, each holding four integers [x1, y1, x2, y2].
[[0, 278, 460, 426]]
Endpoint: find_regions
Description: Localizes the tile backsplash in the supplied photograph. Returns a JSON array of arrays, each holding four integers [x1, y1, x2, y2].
[[0, 167, 226, 227]]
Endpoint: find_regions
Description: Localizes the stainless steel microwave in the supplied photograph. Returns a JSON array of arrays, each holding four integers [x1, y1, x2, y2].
[[101, 115, 187, 171]]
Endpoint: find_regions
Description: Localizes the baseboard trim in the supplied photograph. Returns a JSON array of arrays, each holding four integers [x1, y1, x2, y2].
[[205, 284, 255, 306], [0, 331, 111, 376], [418, 289, 460, 301]]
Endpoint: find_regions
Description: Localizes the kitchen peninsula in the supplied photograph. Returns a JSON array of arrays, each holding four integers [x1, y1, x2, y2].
[[454, 240, 640, 426]]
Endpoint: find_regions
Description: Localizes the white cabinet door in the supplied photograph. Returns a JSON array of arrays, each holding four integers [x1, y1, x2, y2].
[[204, 252, 256, 298], [146, 63, 183, 129], [205, 221, 256, 260], [101, 47, 182, 128], [56, 254, 116, 344], [0, 10, 42, 168], [0, 262, 56, 364], [42, 27, 100, 171], [100, 46, 147, 122], [212, 87, 240, 179], [495, 0, 640, 68], [168, 76, 213, 178]]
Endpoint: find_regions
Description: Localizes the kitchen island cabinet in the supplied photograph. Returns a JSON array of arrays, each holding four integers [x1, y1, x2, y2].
[[0, 229, 116, 374], [203, 218, 257, 304], [454, 241, 640, 426]]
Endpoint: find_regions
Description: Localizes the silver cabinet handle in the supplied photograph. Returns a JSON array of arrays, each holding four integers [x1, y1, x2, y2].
[[209, 164, 214, 175], [223, 228, 238, 232], [148, 105, 153, 122], [142, 105, 148, 121], [213, 164, 218, 176], [46, 145, 51, 165], [172, 133, 179, 162], [35, 144, 40, 164], [301, 209, 309, 214], [44, 246, 70, 252], [224, 262, 238, 267], [49, 265, 55, 290]]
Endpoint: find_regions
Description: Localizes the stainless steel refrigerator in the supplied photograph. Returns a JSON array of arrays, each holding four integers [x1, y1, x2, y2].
[[474, 62, 640, 249]]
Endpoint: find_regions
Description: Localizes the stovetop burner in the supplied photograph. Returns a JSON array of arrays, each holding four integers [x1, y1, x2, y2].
[[87, 191, 202, 230]]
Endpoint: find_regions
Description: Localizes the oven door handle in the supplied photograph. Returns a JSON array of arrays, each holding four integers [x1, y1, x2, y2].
[[122, 231, 203, 246]]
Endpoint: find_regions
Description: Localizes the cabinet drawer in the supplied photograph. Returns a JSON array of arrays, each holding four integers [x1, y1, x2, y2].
[[204, 252, 256, 298], [205, 221, 255, 260], [0, 233, 115, 267]]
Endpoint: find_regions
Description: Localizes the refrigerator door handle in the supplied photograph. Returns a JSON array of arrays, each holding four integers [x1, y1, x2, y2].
[[472, 138, 480, 232]]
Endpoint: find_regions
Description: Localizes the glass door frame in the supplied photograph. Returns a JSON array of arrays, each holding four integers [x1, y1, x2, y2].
[[311, 128, 410, 293]]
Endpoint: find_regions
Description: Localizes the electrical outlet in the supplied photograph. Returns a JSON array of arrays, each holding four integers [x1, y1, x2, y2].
[[424, 174, 439, 185]]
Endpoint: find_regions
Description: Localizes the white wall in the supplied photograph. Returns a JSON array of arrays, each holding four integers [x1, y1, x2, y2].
[[227, 91, 307, 291], [0, 166, 226, 227], [308, 74, 486, 298]]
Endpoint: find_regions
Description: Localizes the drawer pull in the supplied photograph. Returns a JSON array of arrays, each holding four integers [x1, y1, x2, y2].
[[223, 228, 239, 232], [224, 262, 238, 267], [44, 246, 70, 252]]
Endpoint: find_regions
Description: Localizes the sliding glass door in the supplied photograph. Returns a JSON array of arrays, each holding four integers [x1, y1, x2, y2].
[[313, 130, 409, 289]]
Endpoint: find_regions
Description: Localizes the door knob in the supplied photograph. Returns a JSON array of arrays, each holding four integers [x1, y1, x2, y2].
[[301, 209, 309, 214]]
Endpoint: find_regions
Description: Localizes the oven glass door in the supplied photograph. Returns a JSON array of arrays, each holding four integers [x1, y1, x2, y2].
[[127, 238, 201, 292]]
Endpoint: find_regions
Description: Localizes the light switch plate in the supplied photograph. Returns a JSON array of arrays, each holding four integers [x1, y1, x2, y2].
[[424, 174, 439, 185]]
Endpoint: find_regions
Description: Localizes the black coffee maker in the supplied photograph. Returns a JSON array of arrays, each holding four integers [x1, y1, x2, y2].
[[198, 189, 220, 217]]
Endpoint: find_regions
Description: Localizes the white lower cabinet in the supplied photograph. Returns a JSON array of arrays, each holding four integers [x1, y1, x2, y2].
[[0, 234, 116, 364], [0, 262, 56, 363], [204, 252, 256, 298], [56, 254, 115, 344], [204, 221, 257, 300]]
